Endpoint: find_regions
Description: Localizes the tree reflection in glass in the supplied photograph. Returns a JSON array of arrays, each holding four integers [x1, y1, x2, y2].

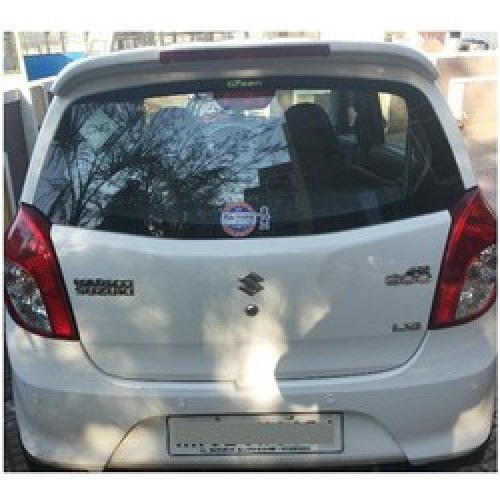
[[34, 98, 289, 238]]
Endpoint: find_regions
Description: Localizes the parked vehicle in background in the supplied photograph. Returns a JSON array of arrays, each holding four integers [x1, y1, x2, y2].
[[4, 40, 496, 471], [459, 38, 490, 51]]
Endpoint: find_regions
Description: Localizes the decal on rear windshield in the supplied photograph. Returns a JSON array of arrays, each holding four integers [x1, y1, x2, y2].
[[221, 201, 258, 237], [226, 79, 263, 88], [258, 206, 271, 231]]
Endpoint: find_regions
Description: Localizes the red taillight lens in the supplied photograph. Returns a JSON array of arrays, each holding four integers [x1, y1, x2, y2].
[[4, 204, 78, 340], [159, 44, 331, 63], [429, 188, 497, 329]]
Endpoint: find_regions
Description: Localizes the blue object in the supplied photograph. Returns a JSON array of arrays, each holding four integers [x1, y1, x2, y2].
[[24, 52, 84, 81]]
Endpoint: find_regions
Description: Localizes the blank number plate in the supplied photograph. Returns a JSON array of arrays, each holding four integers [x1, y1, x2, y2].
[[169, 414, 342, 455]]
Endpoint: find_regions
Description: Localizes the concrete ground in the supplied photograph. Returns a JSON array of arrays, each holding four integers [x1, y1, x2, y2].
[[3, 132, 497, 472]]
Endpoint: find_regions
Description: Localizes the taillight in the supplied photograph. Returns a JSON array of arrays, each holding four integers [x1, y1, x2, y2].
[[4, 204, 78, 340], [429, 188, 496, 329]]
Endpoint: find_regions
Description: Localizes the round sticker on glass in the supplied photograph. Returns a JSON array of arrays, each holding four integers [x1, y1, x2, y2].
[[221, 202, 257, 237]]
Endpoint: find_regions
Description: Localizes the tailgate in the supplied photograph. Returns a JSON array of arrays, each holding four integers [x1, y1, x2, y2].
[[53, 211, 449, 383]]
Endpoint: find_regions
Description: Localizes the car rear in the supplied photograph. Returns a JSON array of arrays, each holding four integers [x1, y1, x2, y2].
[[4, 41, 496, 470]]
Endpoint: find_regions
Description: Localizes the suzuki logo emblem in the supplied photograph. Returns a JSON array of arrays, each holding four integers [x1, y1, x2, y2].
[[238, 272, 264, 296]]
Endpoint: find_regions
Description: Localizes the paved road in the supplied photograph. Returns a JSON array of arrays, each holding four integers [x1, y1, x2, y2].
[[3, 135, 497, 472]]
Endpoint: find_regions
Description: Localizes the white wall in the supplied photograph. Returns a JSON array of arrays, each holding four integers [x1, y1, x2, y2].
[[320, 30, 385, 42]]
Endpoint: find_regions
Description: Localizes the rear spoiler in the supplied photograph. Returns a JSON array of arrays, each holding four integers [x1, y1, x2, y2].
[[51, 41, 438, 97]]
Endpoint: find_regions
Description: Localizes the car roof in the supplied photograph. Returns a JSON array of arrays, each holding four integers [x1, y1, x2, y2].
[[51, 40, 438, 97]]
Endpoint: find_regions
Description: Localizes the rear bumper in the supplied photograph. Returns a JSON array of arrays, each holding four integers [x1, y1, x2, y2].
[[6, 309, 496, 471]]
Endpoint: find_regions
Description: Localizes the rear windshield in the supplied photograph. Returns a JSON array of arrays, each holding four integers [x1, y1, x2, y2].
[[34, 77, 464, 239]]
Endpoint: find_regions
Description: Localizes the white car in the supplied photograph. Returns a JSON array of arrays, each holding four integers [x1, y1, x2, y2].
[[4, 40, 496, 471]]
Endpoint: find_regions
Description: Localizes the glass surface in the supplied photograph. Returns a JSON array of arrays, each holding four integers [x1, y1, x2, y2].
[[34, 78, 464, 239]]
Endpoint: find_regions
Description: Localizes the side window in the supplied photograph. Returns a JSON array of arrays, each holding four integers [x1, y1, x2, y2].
[[379, 93, 408, 149]]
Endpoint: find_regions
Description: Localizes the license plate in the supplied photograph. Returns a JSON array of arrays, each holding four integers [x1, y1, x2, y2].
[[169, 414, 342, 455]]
